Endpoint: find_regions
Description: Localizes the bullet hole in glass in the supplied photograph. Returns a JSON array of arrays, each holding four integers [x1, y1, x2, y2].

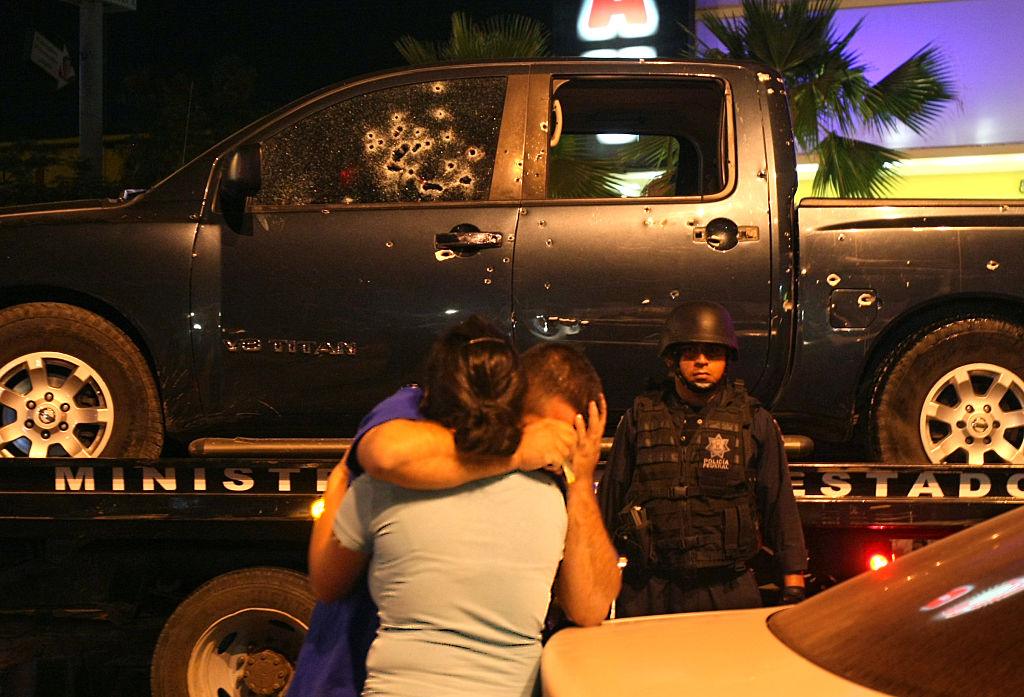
[[258, 77, 506, 205]]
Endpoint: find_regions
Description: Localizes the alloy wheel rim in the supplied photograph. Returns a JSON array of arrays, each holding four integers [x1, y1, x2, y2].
[[919, 362, 1024, 464], [0, 351, 114, 457]]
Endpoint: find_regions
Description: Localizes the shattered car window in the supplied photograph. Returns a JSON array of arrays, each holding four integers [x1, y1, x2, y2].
[[258, 77, 507, 206]]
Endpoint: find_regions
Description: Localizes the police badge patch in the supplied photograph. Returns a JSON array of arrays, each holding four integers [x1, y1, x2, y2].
[[703, 433, 731, 469]]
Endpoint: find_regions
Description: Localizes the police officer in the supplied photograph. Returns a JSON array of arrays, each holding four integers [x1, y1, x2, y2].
[[598, 301, 807, 616]]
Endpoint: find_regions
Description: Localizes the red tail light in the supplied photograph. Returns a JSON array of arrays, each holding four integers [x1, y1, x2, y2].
[[868, 553, 894, 571]]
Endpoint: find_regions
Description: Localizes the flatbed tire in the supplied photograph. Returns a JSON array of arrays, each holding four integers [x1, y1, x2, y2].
[[151, 566, 315, 697]]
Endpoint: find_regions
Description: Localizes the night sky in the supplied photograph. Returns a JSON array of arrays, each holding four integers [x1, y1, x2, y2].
[[1, 0, 573, 141]]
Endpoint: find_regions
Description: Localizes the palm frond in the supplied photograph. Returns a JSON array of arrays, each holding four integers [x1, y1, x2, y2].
[[813, 133, 903, 198], [548, 135, 628, 199], [399, 11, 550, 64], [861, 45, 957, 136], [696, 0, 957, 197], [394, 34, 441, 65]]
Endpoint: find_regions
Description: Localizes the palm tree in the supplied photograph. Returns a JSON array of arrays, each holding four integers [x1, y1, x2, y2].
[[698, 0, 956, 198], [395, 12, 551, 64]]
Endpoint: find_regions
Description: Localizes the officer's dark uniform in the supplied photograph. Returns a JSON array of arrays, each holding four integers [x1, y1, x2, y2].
[[598, 302, 807, 616]]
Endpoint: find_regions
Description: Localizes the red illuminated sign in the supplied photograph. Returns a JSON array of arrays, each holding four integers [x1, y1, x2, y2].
[[577, 0, 660, 42]]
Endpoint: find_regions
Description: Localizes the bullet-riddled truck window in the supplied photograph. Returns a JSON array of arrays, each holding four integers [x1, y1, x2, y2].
[[547, 78, 728, 199], [257, 77, 507, 206]]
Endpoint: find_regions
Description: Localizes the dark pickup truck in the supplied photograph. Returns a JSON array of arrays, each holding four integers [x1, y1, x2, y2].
[[2, 57, 1023, 464]]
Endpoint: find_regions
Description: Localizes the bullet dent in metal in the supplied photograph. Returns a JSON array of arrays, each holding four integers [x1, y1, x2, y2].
[[485, 266, 494, 273], [826, 273, 842, 287], [987, 259, 1000, 271], [538, 220, 546, 227], [483, 278, 492, 285], [669, 289, 680, 300], [641, 298, 651, 304], [546, 239, 553, 247], [837, 233, 846, 242], [435, 250, 455, 262], [385, 241, 394, 248], [544, 282, 551, 290], [857, 292, 876, 307]]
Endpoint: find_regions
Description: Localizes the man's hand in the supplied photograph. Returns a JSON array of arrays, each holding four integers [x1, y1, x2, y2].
[[568, 395, 607, 486], [554, 393, 620, 627], [513, 418, 576, 472]]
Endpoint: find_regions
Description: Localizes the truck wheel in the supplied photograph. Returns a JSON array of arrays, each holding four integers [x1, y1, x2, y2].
[[876, 318, 1024, 464], [0, 302, 162, 458], [151, 567, 314, 697]]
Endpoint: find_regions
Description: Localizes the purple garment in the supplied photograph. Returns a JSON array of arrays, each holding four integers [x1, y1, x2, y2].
[[288, 386, 423, 697]]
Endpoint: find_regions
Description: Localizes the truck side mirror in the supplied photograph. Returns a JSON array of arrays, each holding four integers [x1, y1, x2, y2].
[[219, 144, 262, 233]]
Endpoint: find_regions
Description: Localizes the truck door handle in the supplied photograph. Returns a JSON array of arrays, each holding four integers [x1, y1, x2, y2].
[[692, 218, 759, 251], [435, 224, 504, 253]]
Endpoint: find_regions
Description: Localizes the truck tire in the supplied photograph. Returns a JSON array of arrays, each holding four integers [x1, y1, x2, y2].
[[0, 302, 162, 458], [876, 318, 1024, 464], [151, 567, 315, 697]]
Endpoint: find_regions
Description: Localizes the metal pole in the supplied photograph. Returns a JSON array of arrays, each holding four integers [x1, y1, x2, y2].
[[78, 0, 104, 181]]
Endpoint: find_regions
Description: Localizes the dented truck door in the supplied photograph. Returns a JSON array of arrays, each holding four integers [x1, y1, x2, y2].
[[192, 68, 529, 436], [512, 64, 774, 418]]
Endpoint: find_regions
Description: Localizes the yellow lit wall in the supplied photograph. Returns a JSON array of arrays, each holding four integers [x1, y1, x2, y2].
[[795, 148, 1024, 202]]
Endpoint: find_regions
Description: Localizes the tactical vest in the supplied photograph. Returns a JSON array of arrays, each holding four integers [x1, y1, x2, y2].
[[624, 382, 759, 573]]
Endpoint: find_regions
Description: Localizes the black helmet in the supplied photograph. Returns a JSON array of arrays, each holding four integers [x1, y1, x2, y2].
[[657, 301, 739, 359]]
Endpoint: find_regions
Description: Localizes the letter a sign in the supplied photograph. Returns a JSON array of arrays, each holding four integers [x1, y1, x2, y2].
[[577, 0, 660, 42]]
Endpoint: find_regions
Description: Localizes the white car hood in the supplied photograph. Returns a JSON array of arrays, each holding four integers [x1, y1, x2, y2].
[[542, 607, 887, 696]]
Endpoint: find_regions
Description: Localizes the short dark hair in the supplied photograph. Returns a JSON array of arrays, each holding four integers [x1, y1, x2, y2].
[[420, 316, 525, 457], [521, 344, 603, 416]]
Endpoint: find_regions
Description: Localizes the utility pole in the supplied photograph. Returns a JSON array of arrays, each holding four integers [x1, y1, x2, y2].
[[64, 0, 135, 181], [78, 0, 104, 180]]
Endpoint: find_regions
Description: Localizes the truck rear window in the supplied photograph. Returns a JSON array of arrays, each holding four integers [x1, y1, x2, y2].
[[547, 78, 729, 200]]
